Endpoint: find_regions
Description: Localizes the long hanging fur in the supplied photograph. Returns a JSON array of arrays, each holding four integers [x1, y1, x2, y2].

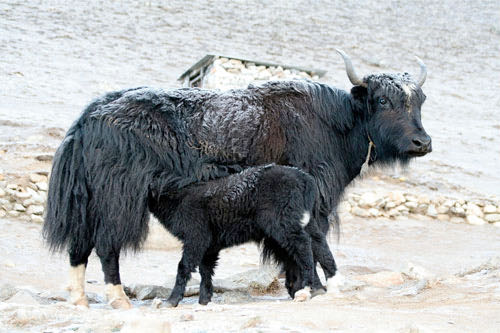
[[44, 77, 430, 276]]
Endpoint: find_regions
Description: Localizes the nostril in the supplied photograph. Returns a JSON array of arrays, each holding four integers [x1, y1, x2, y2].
[[412, 138, 423, 148]]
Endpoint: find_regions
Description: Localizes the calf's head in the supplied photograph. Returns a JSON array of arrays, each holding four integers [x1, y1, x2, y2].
[[337, 50, 432, 165]]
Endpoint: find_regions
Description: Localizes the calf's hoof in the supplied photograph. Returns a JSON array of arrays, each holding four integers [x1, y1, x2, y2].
[[165, 297, 180, 308], [293, 287, 311, 302], [198, 298, 210, 306]]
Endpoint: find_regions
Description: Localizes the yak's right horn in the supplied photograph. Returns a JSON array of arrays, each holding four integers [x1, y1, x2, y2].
[[336, 49, 367, 87]]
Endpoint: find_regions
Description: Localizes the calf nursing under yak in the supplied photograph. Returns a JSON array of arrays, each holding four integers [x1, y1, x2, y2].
[[150, 164, 324, 306], [43, 50, 432, 308]]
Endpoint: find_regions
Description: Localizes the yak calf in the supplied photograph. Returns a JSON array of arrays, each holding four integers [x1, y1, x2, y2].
[[148, 164, 323, 307]]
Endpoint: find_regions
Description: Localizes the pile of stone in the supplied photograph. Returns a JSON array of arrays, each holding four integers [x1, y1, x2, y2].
[[339, 191, 500, 226], [1, 174, 499, 227], [0, 173, 48, 223], [202, 57, 319, 91]]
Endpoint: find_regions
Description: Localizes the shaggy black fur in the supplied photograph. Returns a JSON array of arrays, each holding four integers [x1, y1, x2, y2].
[[43, 71, 431, 295], [149, 164, 323, 306]]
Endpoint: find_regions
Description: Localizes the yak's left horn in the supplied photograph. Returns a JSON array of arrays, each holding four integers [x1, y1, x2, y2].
[[336, 49, 367, 87], [415, 56, 427, 87]]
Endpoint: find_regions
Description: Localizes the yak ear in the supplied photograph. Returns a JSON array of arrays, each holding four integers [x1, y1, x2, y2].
[[350, 86, 368, 113]]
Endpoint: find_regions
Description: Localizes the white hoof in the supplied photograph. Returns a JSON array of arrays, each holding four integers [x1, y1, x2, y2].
[[67, 288, 89, 308], [105, 284, 133, 309], [293, 287, 311, 302]]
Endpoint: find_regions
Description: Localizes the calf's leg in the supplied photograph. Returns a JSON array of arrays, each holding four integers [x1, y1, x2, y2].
[[198, 250, 220, 305], [167, 239, 209, 307], [260, 218, 315, 301]]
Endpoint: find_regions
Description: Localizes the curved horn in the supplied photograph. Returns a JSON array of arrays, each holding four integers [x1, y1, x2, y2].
[[414, 56, 427, 87], [336, 49, 366, 87]]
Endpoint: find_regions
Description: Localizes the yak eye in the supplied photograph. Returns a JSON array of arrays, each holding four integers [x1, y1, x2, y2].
[[379, 97, 387, 105]]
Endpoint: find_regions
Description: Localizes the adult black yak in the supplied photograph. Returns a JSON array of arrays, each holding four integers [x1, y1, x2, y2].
[[149, 164, 320, 307], [43, 50, 431, 308]]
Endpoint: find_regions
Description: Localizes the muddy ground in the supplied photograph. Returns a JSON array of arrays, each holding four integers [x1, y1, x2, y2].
[[1, 0, 500, 332]]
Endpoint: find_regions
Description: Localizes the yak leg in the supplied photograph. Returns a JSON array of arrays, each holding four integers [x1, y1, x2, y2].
[[167, 239, 209, 307], [96, 248, 132, 309], [67, 243, 93, 307], [198, 250, 220, 305], [262, 220, 315, 302]]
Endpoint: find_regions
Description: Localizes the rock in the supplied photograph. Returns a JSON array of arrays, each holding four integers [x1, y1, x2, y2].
[[40, 290, 68, 302], [352, 207, 369, 217], [450, 206, 466, 217], [180, 313, 194, 321], [484, 214, 500, 223], [241, 316, 263, 329], [14, 191, 31, 200], [405, 201, 418, 211], [437, 214, 449, 221], [337, 201, 351, 213], [436, 205, 449, 214], [121, 316, 171, 333], [7, 183, 19, 190], [483, 205, 497, 214], [0, 284, 17, 301], [358, 192, 378, 208], [8, 210, 20, 217], [392, 279, 429, 297], [29, 174, 47, 183], [213, 278, 247, 293], [27, 205, 44, 215], [388, 191, 406, 205], [221, 290, 252, 304], [36, 182, 48, 191], [0, 198, 12, 210], [493, 222, 500, 228], [395, 205, 409, 213], [35, 154, 53, 161], [127, 284, 172, 300], [337, 276, 367, 292], [405, 195, 418, 203], [417, 195, 430, 205], [465, 203, 483, 217], [426, 204, 437, 217], [402, 263, 435, 281], [151, 298, 162, 309], [355, 271, 404, 288], [466, 215, 486, 225], [368, 208, 380, 217], [31, 214, 44, 223], [6, 290, 40, 305], [0, 188, 5, 197], [384, 201, 397, 209], [415, 203, 429, 215], [0, 209, 5, 217], [387, 208, 400, 217], [14, 203, 26, 212], [231, 268, 279, 292], [449, 216, 465, 224]]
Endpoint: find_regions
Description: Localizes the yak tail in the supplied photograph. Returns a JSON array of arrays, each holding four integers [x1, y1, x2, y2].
[[43, 121, 89, 253]]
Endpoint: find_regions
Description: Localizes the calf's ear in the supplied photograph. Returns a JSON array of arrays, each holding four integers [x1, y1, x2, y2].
[[350, 86, 368, 112]]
